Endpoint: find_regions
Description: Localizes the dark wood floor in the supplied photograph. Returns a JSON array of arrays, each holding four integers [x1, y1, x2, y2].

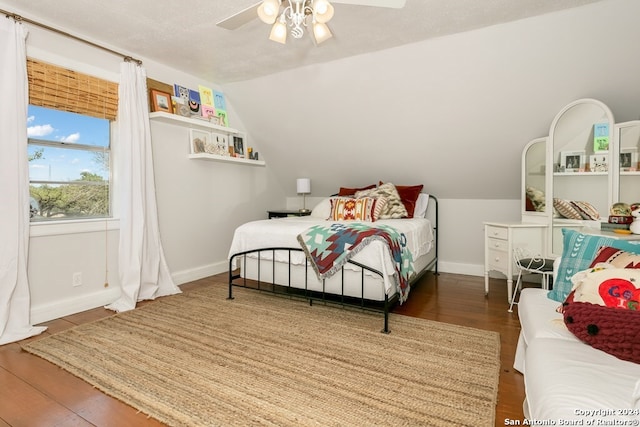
[[0, 272, 526, 426]]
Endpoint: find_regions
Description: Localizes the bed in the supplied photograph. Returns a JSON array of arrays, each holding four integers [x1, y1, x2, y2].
[[227, 186, 438, 332]]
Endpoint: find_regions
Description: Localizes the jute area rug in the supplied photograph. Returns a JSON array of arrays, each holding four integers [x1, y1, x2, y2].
[[23, 285, 500, 427]]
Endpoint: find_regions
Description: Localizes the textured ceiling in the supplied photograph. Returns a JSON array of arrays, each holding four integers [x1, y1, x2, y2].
[[0, 0, 604, 83]]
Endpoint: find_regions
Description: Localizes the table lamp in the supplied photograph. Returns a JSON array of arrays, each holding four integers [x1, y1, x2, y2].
[[296, 178, 311, 213]]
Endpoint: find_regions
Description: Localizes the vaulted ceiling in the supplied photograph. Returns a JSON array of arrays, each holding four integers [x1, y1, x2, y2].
[[0, 0, 604, 84]]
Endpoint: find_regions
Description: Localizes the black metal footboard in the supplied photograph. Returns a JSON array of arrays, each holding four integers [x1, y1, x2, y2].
[[228, 247, 436, 333]]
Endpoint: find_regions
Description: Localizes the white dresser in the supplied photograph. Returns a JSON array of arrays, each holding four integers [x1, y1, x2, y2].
[[483, 222, 547, 302]]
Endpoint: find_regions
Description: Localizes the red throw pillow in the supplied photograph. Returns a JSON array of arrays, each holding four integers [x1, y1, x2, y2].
[[380, 182, 423, 218], [337, 184, 376, 196], [563, 299, 640, 364]]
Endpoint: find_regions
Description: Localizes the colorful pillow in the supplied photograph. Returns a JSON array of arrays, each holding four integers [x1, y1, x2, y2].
[[571, 201, 600, 220], [329, 197, 385, 222], [379, 182, 423, 218], [553, 198, 583, 220], [568, 266, 640, 307], [337, 184, 376, 196], [548, 229, 640, 302], [355, 182, 408, 219], [561, 267, 640, 363], [589, 246, 640, 269]]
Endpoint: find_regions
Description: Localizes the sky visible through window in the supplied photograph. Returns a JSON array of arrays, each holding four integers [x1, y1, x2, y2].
[[27, 105, 109, 182]]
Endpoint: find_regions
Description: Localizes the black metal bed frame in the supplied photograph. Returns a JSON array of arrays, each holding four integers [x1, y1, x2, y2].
[[227, 195, 438, 333]]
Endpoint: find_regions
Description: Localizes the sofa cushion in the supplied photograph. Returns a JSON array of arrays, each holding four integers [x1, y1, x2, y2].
[[524, 337, 640, 420], [547, 229, 640, 302]]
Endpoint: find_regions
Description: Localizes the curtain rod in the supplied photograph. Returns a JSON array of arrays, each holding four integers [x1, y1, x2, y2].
[[2, 9, 142, 65]]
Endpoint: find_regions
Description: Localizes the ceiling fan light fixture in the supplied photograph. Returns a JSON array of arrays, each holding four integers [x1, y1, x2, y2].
[[269, 17, 288, 44], [258, 0, 281, 24], [312, 20, 332, 44], [313, 0, 334, 24]]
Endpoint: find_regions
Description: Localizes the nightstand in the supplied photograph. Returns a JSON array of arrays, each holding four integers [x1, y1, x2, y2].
[[267, 210, 312, 219]]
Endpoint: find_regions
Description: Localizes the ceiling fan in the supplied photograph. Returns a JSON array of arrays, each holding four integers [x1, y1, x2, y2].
[[217, 0, 406, 44]]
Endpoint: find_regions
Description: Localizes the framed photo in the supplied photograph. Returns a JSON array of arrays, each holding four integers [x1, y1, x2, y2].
[[232, 134, 245, 158], [189, 129, 211, 154], [589, 153, 608, 172], [620, 148, 638, 171], [150, 89, 172, 113], [560, 151, 586, 172], [211, 132, 229, 156]]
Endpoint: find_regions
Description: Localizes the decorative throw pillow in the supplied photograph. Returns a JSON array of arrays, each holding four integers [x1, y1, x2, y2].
[[589, 246, 640, 269], [525, 186, 545, 212], [568, 267, 640, 307], [337, 184, 376, 196], [380, 182, 423, 218], [548, 229, 640, 302], [553, 198, 583, 220], [571, 201, 600, 220], [560, 267, 640, 363], [355, 182, 408, 219], [329, 197, 385, 222], [562, 298, 640, 364]]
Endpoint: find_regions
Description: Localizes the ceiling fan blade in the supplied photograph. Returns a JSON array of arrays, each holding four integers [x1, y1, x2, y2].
[[331, 0, 406, 8], [216, 2, 261, 30]]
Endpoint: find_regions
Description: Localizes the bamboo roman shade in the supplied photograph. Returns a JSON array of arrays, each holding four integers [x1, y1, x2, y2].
[[27, 59, 118, 121]]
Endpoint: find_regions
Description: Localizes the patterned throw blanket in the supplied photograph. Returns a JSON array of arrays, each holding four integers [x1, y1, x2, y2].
[[297, 222, 415, 302]]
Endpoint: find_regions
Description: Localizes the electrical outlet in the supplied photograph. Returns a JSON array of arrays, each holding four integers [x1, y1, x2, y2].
[[72, 272, 82, 287]]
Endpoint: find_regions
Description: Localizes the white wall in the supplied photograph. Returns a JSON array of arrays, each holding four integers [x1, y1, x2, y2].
[[14, 0, 640, 323], [224, 0, 640, 200], [19, 19, 282, 323]]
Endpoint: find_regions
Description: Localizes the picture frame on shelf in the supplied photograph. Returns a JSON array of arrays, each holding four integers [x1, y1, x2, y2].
[[150, 89, 173, 113], [560, 150, 585, 172], [211, 132, 229, 156], [201, 105, 216, 120], [189, 129, 210, 154], [232, 134, 245, 158], [589, 153, 608, 172], [620, 148, 638, 171]]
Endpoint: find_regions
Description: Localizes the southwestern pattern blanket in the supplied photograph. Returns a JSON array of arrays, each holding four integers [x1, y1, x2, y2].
[[297, 222, 415, 302]]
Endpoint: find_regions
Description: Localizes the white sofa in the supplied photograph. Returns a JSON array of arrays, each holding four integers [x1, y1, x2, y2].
[[515, 287, 640, 421]]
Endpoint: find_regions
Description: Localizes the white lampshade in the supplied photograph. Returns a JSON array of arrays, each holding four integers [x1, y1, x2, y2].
[[258, 0, 280, 24], [296, 178, 311, 194], [313, 0, 334, 23], [269, 18, 288, 44], [312, 21, 333, 44]]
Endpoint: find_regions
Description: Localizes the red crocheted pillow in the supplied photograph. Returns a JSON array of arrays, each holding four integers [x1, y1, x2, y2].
[[561, 267, 640, 363], [563, 298, 640, 364]]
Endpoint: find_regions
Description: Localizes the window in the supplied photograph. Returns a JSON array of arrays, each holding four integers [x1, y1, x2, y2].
[[26, 59, 118, 223], [28, 106, 111, 221]]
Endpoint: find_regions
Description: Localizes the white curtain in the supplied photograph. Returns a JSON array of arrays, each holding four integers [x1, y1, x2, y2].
[[105, 61, 180, 312], [0, 19, 47, 345]]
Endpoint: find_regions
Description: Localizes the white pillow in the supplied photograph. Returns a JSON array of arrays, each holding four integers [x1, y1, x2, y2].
[[310, 198, 331, 219], [414, 193, 430, 218]]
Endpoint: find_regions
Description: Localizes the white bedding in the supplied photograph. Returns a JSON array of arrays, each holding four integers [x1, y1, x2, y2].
[[228, 217, 435, 298]]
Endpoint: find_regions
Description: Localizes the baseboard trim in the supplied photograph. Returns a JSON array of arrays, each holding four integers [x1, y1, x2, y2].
[[29, 261, 487, 324], [31, 287, 120, 325]]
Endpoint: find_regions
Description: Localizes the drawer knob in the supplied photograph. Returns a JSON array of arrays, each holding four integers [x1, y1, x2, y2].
[[494, 242, 500, 247], [494, 256, 500, 262]]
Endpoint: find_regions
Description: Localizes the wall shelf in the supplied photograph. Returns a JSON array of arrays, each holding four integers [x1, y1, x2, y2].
[[150, 111, 266, 166], [149, 111, 239, 134], [188, 153, 265, 166]]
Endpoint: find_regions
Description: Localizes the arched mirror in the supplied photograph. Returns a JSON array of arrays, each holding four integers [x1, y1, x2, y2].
[[617, 120, 640, 205], [522, 137, 547, 221], [547, 98, 615, 256]]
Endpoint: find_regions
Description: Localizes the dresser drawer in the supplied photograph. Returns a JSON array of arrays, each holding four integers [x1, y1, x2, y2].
[[487, 248, 510, 271], [487, 237, 508, 252], [486, 225, 508, 240]]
